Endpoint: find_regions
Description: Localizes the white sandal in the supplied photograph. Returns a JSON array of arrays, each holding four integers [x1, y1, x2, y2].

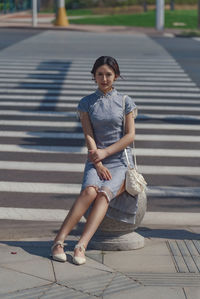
[[51, 241, 67, 262], [73, 244, 86, 265]]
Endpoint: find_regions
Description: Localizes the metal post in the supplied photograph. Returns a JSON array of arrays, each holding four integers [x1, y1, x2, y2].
[[198, 0, 200, 29], [156, 0, 165, 31], [32, 0, 37, 27], [170, 0, 174, 11], [55, 0, 69, 26]]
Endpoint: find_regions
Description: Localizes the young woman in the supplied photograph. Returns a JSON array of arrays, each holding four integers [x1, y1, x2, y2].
[[51, 56, 137, 265]]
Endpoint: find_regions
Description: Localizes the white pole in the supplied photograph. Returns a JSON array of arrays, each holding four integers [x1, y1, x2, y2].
[[156, 0, 164, 31], [32, 0, 38, 27], [58, 0, 65, 8]]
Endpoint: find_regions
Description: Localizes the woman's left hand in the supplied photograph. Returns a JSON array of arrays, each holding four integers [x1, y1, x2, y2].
[[88, 149, 107, 163]]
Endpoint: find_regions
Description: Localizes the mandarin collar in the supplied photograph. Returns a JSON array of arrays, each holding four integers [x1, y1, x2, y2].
[[95, 88, 117, 97]]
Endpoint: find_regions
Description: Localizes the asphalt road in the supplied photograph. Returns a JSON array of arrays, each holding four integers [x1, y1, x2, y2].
[[0, 29, 199, 238]]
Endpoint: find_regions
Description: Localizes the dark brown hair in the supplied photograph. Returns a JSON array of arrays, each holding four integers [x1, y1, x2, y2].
[[91, 56, 120, 77]]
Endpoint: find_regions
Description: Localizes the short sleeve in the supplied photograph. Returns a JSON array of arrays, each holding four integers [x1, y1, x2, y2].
[[77, 97, 89, 119], [125, 95, 138, 119], [77, 97, 89, 113]]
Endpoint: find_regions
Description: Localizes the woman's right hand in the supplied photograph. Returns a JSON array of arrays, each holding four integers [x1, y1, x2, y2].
[[95, 163, 112, 181]]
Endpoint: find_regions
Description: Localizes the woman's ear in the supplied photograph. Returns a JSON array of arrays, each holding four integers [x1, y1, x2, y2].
[[114, 75, 119, 81]]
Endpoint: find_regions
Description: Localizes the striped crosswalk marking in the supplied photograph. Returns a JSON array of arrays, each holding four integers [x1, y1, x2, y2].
[[0, 57, 199, 218]]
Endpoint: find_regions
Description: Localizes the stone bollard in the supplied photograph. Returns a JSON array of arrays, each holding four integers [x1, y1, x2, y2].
[[85, 191, 147, 251]]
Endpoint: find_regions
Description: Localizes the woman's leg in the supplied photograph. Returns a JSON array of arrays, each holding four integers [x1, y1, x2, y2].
[[74, 192, 109, 257], [53, 187, 97, 255]]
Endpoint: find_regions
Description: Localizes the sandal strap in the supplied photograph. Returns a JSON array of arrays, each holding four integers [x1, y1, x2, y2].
[[51, 241, 67, 250], [75, 244, 85, 252]]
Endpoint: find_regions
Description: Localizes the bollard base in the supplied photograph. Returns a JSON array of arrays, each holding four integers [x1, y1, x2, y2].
[[55, 7, 69, 27], [89, 231, 145, 251]]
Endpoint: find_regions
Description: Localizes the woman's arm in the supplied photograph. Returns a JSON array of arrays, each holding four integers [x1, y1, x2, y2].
[[89, 111, 135, 164], [79, 111, 112, 180]]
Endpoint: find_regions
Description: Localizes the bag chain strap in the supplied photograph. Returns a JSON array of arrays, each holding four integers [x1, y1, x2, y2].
[[122, 95, 138, 170]]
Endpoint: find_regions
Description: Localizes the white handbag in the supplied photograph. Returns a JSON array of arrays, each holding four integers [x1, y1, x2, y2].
[[123, 96, 147, 196]]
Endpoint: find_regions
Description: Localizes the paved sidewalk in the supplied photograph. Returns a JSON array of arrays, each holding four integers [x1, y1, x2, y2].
[[0, 11, 182, 36], [0, 218, 200, 298]]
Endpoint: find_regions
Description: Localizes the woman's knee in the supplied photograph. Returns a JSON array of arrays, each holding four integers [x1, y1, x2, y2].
[[95, 192, 109, 205], [81, 186, 98, 200]]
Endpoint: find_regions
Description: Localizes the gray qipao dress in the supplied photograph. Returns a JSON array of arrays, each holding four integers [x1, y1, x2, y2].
[[77, 88, 138, 223]]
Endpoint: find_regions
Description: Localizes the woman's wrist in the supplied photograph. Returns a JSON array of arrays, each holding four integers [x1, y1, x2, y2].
[[94, 161, 103, 169]]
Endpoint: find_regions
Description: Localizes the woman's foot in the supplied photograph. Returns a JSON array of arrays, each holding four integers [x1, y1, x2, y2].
[[51, 241, 67, 262], [73, 244, 86, 265]]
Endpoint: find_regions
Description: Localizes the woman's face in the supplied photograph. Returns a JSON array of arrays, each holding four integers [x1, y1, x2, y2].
[[94, 64, 117, 94]]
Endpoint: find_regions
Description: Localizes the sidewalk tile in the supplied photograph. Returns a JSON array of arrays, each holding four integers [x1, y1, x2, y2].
[[53, 253, 115, 296], [103, 286, 185, 299], [184, 287, 200, 299], [0, 267, 51, 295], [1, 258, 55, 282], [103, 241, 176, 273]]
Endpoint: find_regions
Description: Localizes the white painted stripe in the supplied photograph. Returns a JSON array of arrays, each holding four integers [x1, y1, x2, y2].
[[0, 66, 186, 73], [0, 83, 199, 92], [0, 74, 192, 82], [0, 57, 179, 63], [0, 62, 180, 68], [0, 144, 200, 157], [0, 78, 196, 87], [136, 134, 200, 142], [1, 94, 200, 105], [0, 120, 200, 131], [136, 123, 200, 131], [0, 110, 76, 117], [0, 70, 189, 77], [1, 131, 200, 142], [0, 208, 199, 225], [193, 37, 200, 42], [142, 212, 200, 226], [0, 182, 199, 197], [1, 110, 200, 121], [0, 182, 80, 194], [0, 144, 87, 153], [1, 113, 200, 122], [0, 161, 200, 175], [0, 161, 85, 172], [148, 186, 200, 197], [1, 88, 199, 98], [0, 120, 81, 127], [1, 95, 199, 106], [0, 102, 77, 108], [139, 105, 200, 112], [140, 114, 200, 121]]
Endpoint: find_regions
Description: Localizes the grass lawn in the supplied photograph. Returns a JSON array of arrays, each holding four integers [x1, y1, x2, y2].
[[69, 9, 198, 29]]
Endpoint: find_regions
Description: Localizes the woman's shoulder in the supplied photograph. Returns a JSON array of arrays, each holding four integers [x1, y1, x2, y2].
[[77, 92, 98, 112], [79, 91, 98, 104]]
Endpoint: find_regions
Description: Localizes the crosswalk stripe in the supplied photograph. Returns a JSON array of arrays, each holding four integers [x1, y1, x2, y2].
[[1, 131, 200, 142], [1, 88, 199, 97], [1, 113, 200, 122], [1, 120, 200, 131], [0, 182, 199, 197], [0, 78, 196, 86], [0, 66, 187, 73], [0, 73, 192, 82], [0, 161, 199, 175], [1, 83, 199, 92], [1, 104, 200, 112], [0, 208, 199, 225], [0, 145, 200, 157], [1, 95, 199, 105]]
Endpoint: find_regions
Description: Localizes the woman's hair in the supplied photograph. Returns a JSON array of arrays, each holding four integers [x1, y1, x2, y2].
[[91, 56, 120, 77]]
